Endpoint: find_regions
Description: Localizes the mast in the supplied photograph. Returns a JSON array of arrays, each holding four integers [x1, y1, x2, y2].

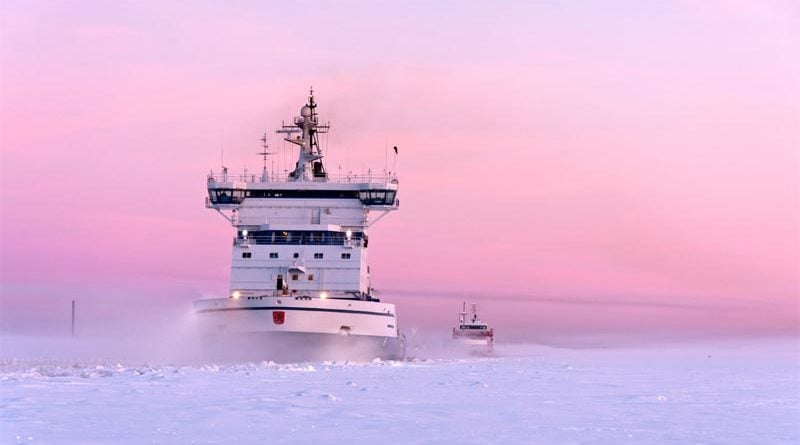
[[257, 132, 273, 182], [275, 88, 330, 181]]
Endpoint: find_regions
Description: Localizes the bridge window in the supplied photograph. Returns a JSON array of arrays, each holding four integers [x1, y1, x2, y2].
[[358, 189, 396, 205], [308, 274, 314, 281], [236, 230, 363, 246], [341, 253, 351, 259], [242, 252, 252, 259], [209, 189, 245, 204], [243, 189, 358, 199], [314, 253, 324, 259], [269, 252, 278, 259], [291, 274, 299, 281]]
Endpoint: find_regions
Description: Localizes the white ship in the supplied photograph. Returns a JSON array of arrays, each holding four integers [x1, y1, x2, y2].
[[452, 303, 494, 353], [193, 90, 402, 360]]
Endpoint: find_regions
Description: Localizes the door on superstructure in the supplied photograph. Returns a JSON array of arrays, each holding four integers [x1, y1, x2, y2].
[[311, 208, 321, 224], [276, 274, 284, 291]]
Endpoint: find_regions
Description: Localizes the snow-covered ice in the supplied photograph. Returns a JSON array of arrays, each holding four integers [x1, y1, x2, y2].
[[1, 339, 797, 444]]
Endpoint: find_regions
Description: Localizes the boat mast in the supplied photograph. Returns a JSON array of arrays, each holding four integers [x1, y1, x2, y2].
[[258, 132, 273, 182], [276, 88, 330, 181]]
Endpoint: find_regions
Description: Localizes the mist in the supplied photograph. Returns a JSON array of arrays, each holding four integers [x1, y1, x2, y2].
[[2, 288, 796, 365]]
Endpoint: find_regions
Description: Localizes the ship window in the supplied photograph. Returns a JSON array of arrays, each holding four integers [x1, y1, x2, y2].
[[356, 190, 396, 205], [242, 252, 252, 259], [341, 253, 351, 259], [234, 230, 365, 246], [215, 190, 230, 203], [308, 274, 314, 281], [293, 252, 299, 258], [269, 252, 278, 259], [242, 189, 359, 199], [314, 253, 324, 259], [211, 189, 245, 204], [291, 274, 299, 281]]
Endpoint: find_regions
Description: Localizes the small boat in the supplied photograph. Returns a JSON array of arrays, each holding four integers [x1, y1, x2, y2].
[[452, 302, 494, 353]]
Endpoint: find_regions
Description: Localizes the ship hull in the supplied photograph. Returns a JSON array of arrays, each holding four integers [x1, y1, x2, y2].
[[198, 331, 404, 362], [193, 296, 403, 361], [454, 338, 492, 346], [452, 338, 494, 356], [452, 329, 495, 354]]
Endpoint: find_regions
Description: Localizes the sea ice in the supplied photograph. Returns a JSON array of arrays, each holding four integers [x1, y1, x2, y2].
[[1, 339, 797, 444]]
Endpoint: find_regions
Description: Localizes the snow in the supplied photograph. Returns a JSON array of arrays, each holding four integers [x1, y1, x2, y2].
[[1, 339, 798, 444]]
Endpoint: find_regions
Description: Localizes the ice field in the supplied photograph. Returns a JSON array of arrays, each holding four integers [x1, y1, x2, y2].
[[1, 338, 797, 444]]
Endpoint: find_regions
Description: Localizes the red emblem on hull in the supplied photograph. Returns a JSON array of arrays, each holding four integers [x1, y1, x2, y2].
[[272, 311, 285, 325]]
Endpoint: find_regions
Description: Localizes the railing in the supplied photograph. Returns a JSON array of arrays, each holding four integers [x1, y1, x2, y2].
[[234, 236, 364, 247], [207, 170, 398, 185]]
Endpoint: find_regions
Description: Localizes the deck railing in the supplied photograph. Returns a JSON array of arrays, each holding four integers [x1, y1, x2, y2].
[[207, 171, 397, 185], [234, 237, 364, 247]]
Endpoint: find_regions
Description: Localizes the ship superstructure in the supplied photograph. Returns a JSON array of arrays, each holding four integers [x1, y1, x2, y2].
[[193, 90, 401, 358]]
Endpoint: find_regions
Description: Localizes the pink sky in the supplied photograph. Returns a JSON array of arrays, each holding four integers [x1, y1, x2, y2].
[[1, 1, 798, 339]]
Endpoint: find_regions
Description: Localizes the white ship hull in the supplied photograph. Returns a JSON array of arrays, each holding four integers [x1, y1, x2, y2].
[[452, 336, 494, 356], [193, 296, 403, 360], [196, 331, 404, 362], [194, 296, 397, 337], [454, 337, 492, 346]]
